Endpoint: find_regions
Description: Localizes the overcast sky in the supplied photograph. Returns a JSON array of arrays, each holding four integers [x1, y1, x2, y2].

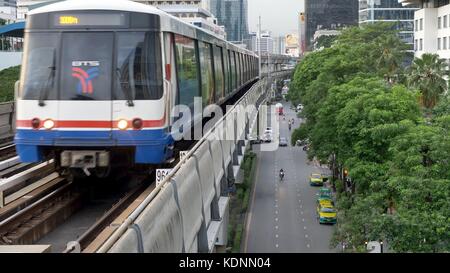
[[248, 0, 304, 37]]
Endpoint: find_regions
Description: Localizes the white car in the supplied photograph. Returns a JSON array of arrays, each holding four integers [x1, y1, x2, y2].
[[297, 104, 303, 111], [263, 132, 273, 143], [264, 127, 273, 135]]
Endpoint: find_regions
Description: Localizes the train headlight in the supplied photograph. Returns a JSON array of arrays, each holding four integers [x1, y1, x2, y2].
[[132, 118, 143, 130], [43, 119, 55, 130], [117, 119, 128, 130], [31, 118, 41, 129]]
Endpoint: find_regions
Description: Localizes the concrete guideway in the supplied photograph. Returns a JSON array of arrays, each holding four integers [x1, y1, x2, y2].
[[244, 101, 334, 253]]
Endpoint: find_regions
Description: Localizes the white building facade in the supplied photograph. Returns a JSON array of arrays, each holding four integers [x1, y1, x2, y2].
[[0, 0, 17, 22], [400, 0, 450, 60]]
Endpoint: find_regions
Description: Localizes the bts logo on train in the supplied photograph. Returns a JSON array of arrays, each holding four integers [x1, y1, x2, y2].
[[71, 61, 100, 95]]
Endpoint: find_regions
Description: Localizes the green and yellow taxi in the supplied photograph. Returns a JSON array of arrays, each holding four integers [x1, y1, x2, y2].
[[318, 187, 332, 199], [316, 202, 337, 225], [309, 173, 323, 186], [317, 198, 334, 208]]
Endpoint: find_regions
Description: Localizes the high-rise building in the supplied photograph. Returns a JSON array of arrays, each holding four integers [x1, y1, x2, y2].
[[273, 36, 286, 55], [304, 0, 359, 50], [401, 0, 450, 62], [0, 0, 17, 22], [249, 31, 273, 54], [209, 0, 249, 43], [359, 0, 419, 49]]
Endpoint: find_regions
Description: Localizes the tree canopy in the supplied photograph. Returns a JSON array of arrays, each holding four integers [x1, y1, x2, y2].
[[288, 23, 450, 252]]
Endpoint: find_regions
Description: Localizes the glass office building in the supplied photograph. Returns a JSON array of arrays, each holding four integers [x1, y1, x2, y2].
[[209, 0, 249, 42], [0, 0, 16, 7], [305, 0, 359, 50], [359, 0, 419, 48]]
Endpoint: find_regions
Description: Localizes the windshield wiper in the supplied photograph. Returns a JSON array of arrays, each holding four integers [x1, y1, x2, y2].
[[38, 65, 56, 107], [116, 68, 135, 107]]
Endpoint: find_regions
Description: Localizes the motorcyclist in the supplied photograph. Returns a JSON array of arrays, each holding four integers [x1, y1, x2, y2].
[[279, 169, 285, 181], [288, 124, 292, 131]]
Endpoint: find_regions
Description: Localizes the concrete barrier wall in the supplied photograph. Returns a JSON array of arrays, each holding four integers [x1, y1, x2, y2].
[[109, 183, 183, 253], [0, 102, 15, 139], [105, 78, 269, 253]]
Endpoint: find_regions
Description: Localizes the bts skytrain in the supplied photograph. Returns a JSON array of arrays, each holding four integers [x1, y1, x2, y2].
[[14, 0, 259, 176]]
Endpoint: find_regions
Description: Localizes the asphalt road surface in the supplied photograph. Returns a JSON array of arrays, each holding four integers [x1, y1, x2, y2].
[[244, 101, 335, 253]]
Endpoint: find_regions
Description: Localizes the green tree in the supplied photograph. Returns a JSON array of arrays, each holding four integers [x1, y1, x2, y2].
[[373, 35, 408, 83], [408, 53, 448, 109], [0, 65, 21, 102], [288, 22, 449, 252]]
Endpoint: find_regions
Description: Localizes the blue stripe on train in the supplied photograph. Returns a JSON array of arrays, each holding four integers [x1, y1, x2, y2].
[[14, 129, 174, 164]]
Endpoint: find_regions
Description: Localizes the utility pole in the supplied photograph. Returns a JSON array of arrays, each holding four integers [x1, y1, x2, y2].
[[258, 15, 262, 79]]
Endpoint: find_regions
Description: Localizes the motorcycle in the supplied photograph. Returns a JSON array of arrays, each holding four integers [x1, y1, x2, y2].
[[279, 172, 285, 182]]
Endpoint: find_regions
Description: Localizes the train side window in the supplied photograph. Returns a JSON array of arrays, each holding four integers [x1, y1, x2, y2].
[[236, 52, 240, 87], [245, 55, 250, 81], [174, 34, 200, 110], [222, 47, 229, 96], [249, 56, 251, 78], [245, 55, 249, 82], [239, 53, 243, 84], [198, 41, 214, 107], [241, 54, 245, 83], [243, 55, 246, 82], [229, 50, 235, 91], [213, 46, 224, 102], [115, 31, 163, 101]]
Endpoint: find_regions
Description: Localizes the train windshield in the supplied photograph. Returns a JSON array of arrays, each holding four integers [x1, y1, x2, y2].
[[20, 31, 163, 101], [20, 33, 59, 101]]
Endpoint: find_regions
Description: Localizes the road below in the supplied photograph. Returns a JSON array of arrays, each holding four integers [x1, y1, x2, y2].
[[244, 101, 334, 253]]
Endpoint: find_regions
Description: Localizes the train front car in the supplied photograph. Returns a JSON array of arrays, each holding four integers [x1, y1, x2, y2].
[[14, 1, 173, 176]]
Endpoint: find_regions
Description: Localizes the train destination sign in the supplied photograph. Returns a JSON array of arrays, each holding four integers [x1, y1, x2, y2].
[[54, 13, 127, 27]]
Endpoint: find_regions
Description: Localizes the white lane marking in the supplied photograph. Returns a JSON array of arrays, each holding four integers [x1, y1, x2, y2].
[[275, 218, 278, 222], [300, 205, 303, 209], [275, 234, 279, 238], [305, 234, 309, 238], [304, 226, 307, 230], [275, 204, 278, 208], [276, 244, 279, 248], [275, 210, 278, 214], [302, 218, 305, 222], [301, 211, 304, 215], [275, 225, 279, 229], [307, 244, 311, 248]]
